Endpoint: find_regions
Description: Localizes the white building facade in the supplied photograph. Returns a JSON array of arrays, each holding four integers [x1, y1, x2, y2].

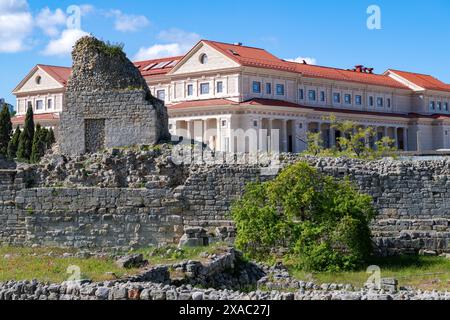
[[12, 40, 450, 153]]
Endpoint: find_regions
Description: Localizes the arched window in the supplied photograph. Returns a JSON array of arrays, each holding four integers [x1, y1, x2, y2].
[[199, 53, 208, 64], [35, 76, 42, 85]]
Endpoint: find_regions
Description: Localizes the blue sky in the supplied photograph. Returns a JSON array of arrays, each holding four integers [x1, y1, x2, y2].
[[1, 0, 450, 105]]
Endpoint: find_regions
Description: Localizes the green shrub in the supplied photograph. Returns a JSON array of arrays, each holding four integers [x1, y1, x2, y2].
[[7, 126, 21, 159], [232, 161, 375, 272]]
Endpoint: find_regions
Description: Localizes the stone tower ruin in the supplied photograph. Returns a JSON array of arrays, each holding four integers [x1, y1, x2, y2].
[[59, 36, 170, 155]]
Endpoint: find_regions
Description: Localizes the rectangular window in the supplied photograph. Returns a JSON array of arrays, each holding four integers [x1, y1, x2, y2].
[[344, 94, 352, 104], [47, 99, 53, 109], [299, 89, 304, 100], [430, 101, 435, 110], [333, 93, 341, 104], [157, 90, 166, 101], [377, 97, 383, 107], [36, 100, 43, 110], [216, 81, 223, 94], [276, 84, 285, 96], [355, 95, 362, 105], [320, 91, 325, 102], [27, 101, 33, 110], [387, 98, 391, 108], [437, 102, 442, 111], [253, 120, 258, 127], [369, 96, 374, 106], [445, 102, 449, 111], [187, 84, 194, 96], [252, 81, 261, 93], [221, 120, 227, 127], [265, 83, 272, 95], [308, 90, 316, 101], [200, 83, 210, 95]]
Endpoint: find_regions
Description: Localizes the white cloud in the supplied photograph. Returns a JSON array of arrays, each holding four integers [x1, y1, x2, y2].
[[108, 9, 149, 32], [0, 0, 33, 53], [42, 28, 89, 56], [79, 4, 94, 15], [134, 44, 183, 61], [157, 28, 201, 46], [133, 28, 201, 61], [287, 56, 317, 65], [36, 7, 66, 37]]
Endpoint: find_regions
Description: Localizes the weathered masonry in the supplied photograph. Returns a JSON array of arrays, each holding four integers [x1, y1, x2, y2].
[[1, 152, 450, 255], [59, 37, 170, 156]]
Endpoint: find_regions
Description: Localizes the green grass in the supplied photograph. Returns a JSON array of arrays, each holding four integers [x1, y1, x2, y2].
[[0, 244, 229, 283], [0, 246, 139, 283], [289, 255, 450, 291]]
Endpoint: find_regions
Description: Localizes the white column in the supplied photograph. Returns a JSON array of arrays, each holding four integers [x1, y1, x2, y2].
[[281, 119, 288, 152], [216, 118, 221, 152], [187, 120, 194, 141], [393, 127, 399, 149], [403, 128, 408, 151]]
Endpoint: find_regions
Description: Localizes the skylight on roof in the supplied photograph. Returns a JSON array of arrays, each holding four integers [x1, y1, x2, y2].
[[143, 63, 157, 71], [153, 61, 170, 69], [229, 49, 240, 56], [165, 60, 179, 68]]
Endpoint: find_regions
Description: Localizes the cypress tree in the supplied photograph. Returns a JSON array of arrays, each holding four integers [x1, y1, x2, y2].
[[7, 126, 21, 159], [0, 104, 12, 156], [17, 106, 34, 161], [46, 128, 56, 147], [31, 125, 47, 163]]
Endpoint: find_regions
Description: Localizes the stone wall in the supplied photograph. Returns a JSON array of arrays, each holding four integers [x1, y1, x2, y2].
[[60, 37, 170, 156], [1, 150, 450, 255]]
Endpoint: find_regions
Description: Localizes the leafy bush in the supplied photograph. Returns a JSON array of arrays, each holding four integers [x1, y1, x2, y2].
[[232, 161, 375, 272], [304, 115, 397, 160]]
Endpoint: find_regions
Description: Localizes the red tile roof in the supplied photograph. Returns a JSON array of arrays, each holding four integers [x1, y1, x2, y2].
[[12, 112, 60, 125], [388, 69, 450, 92], [26, 41, 449, 93], [37, 65, 72, 86], [203, 40, 409, 90], [134, 56, 183, 77]]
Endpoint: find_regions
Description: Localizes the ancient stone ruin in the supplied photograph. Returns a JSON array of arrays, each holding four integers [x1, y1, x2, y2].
[[59, 37, 170, 155]]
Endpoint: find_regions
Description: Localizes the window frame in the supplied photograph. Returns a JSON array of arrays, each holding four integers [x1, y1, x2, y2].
[[200, 82, 210, 95], [276, 84, 285, 96], [36, 100, 44, 110], [333, 92, 341, 104], [344, 94, 352, 104], [376, 97, 383, 107], [216, 81, 223, 94], [156, 89, 166, 101], [308, 90, 316, 101], [187, 84, 194, 96], [265, 83, 272, 95], [252, 81, 262, 94], [320, 91, 326, 102], [355, 95, 362, 105]]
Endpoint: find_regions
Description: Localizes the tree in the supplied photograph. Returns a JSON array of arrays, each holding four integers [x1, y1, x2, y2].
[[232, 161, 375, 272], [0, 104, 12, 156], [304, 115, 397, 160], [45, 128, 56, 147], [7, 126, 21, 159], [30, 125, 47, 163], [16, 106, 34, 161]]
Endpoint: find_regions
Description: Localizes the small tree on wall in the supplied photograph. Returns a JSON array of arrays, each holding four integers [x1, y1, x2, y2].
[[17, 106, 35, 161], [0, 104, 13, 156], [7, 126, 21, 159]]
